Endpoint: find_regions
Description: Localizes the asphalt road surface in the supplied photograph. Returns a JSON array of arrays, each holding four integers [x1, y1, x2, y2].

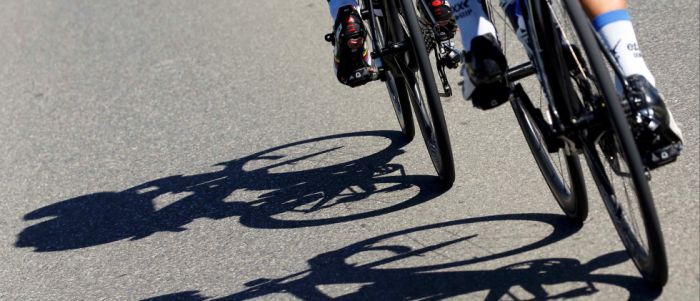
[[1, 1, 698, 300]]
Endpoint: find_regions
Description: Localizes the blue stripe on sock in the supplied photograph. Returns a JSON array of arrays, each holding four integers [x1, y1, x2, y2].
[[592, 10, 631, 31]]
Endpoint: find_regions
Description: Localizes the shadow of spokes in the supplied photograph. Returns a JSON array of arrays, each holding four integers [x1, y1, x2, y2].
[[17, 131, 446, 252], [142, 213, 660, 300]]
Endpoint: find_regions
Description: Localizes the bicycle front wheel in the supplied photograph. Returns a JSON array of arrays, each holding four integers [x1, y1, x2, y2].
[[397, 0, 455, 185], [534, 0, 667, 287]]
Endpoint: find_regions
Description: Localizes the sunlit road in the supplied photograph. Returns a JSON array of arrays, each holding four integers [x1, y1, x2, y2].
[[1, 1, 698, 300]]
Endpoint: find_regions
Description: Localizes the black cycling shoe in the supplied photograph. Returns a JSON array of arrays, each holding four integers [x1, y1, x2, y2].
[[326, 6, 375, 87], [462, 34, 510, 110], [623, 75, 683, 169], [420, 0, 457, 41]]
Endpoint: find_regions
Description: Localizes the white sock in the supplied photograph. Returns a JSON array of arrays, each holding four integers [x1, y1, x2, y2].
[[593, 10, 655, 86], [452, 0, 496, 99], [450, 0, 497, 53], [328, 0, 359, 20]]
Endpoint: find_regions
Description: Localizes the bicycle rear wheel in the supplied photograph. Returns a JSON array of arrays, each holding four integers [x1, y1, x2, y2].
[[534, 0, 667, 287], [369, 7, 416, 141], [384, 70, 416, 141], [510, 93, 588, 223], [396, 0, 455, 185], [485, 0, 588, 223]]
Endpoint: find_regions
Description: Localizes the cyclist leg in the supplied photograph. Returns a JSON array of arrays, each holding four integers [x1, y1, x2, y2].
[[581, 0, 655, 84], [580, 0, 683, 164], [326, 0, 374, 87], [452, 0, 510, 109]]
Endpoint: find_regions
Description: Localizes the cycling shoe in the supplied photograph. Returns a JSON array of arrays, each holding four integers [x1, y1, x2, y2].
[[461, 34, 510, 110], [327, 6, 374, 87], [623, 75, 683, 169]]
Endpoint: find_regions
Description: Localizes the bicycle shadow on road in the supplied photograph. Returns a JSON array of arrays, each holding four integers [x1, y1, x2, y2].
[[16, 131, 447, 252], [142, 213, 660, 300]]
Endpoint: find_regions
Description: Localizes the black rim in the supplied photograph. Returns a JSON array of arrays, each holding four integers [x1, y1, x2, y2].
[[386, 72, 405, 131], [582, 132, 665, 286], [554, 0, 667, 286], [508, 0, 590, 223], [396, 0, 455, 184], [371, 11, 415, 140], [510, 97, 587, 222]]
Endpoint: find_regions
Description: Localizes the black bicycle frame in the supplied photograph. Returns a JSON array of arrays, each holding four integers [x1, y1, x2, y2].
[[505, 0, 598, 151], [360, 0, 410, 78]]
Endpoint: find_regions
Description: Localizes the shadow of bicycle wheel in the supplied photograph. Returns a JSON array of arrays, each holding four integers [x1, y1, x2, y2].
[[143, 213, 658, 300], [16, 131, 447, 252]]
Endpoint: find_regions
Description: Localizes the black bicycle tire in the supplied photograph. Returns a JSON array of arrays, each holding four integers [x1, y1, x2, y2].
[[375, 15, 416, 141], [476, 0, 587, 222], [388, 71, 416, 140], [547, 0, 667, 287], [512, 0, 589, 223], [510, 97, 588, 223], [398, 0, 455, 185]]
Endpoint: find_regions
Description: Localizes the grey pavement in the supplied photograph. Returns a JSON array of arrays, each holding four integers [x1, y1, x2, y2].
[[1, 0, 698, 300]]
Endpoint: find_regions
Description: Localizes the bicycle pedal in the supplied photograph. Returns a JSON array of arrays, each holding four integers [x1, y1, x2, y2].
[[324, 33, 335, 45], [470, 80, 510, 110], [344, 67, 378, 87], [643, 142, 682, 170]]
